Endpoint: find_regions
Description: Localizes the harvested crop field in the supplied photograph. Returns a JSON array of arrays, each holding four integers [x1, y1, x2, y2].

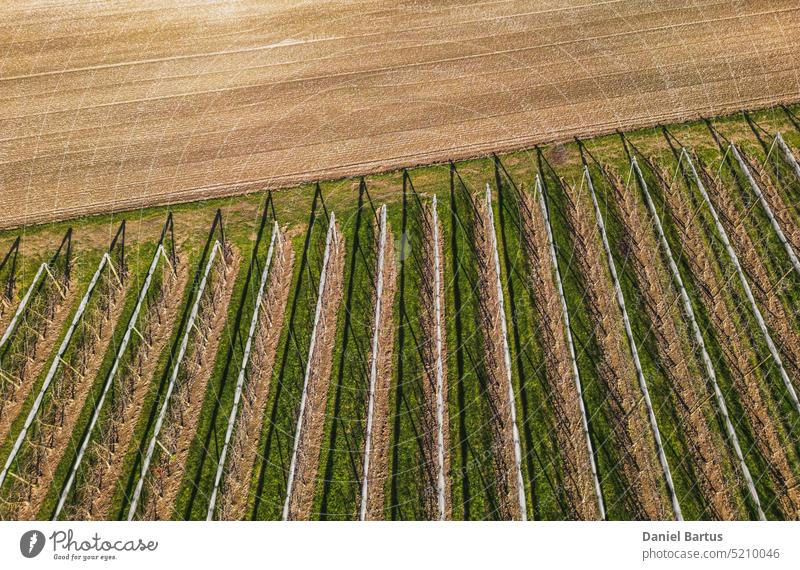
[[2, 0, 800, 229]]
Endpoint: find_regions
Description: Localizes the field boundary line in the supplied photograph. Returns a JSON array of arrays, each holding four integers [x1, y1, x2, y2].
[[535, 174, 606, 520], [632, 157, 765, 520], [583, 166, 682, 520], [684, 151, 800, 419], [126, 239, 223, 520]]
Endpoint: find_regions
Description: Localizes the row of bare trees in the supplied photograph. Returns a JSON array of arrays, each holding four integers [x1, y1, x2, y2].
[[518, 183, 601, 520], [66, 255, 185, 520], [418, 196, 451, 520], [472, 187, 527, 520], [140, 244, 239, 520], [359, 206, 397, 520], [561, 176, 669, 520], [610, 167, 735, 519], [283, 217, 345, 521], [1, 252, 126, 520], [215, 229, 295, 521], [663, 177, 800, 516]]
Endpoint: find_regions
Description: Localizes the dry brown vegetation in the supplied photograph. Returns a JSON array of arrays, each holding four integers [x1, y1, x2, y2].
[[518, 187, 599, 520], [217, 229, 295, 521], [700, 165, 800, 377], [283, 225, 345, 521], [473, 195, 524, 520], [142, 246, 241, 520], [562, 178, 668, 520], [664, 178, 800, 516], [361, 223, 397, 521], [66, 259, 189, 520], [0, 285, 77, 446], [609, 169, 734, 519], [419, 200, 451, 520], [2, 1, 799, 229], [15, 274, 128, 520], [747, 156, 800, 255]]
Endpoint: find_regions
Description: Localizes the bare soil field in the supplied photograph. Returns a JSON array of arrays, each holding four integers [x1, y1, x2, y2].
[[1, 0, 799, 229]]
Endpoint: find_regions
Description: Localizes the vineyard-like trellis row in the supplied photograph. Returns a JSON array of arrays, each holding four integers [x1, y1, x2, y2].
[[731, 144, 800, 279], [0, 231, 73, 444], [663, 148, 800, 518], [207, 221, 279, 519], [126, 233, 229, 520], [53, 215, 177, 520], [0, 224, 126, 520], [630, 156, 765, 520], [685, 152, 800, 421], [583, 166, 682, 520], [283, 212, 344, 520], [533, 173, 605, 519]]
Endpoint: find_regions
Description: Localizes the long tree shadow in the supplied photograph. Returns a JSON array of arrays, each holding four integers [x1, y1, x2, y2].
[[250, 186, 327, 519], [182, 195, 275, 519]]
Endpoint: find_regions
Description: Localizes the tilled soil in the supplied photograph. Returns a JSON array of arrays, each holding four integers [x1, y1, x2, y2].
[[217, 230, 295, 521], [16, 276, 129, 520], [361, 223, 397, 521], [519, 188, 600, 520], [283, 225, 344, 521], [2, 1, 799, 229], [66, 260, 189, 520], [419, 201, 451, 520], [142, 247, 241, 520]]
